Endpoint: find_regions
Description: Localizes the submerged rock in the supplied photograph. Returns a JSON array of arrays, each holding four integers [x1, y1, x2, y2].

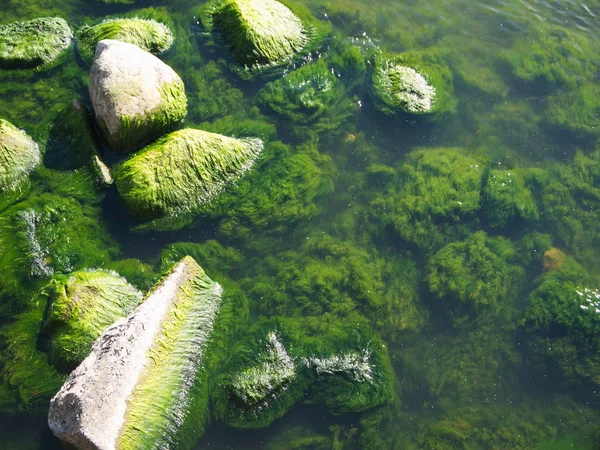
[[0, 17, 73, 70], [89, 39, 187, 153], [115, 128, 263, 229], [77, 18, 173, 64], [371, 52, 455, 117], [212, 0, 308, 68], [43, 270, 142, 372], [48, 256, 223, 450], [0, 119, 40, 195], [46, 100, 113, 187]]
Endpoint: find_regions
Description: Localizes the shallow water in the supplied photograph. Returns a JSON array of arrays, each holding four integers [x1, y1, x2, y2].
[[1, 0, 600, 448]]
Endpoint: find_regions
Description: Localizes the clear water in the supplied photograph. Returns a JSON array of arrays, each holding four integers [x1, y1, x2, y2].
[[1, 0, 600, 448]]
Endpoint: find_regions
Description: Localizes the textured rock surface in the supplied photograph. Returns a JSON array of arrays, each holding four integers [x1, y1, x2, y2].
[[115, 128, 263, 229], [213, 0, 308, 68], [48, 256, 223, 450], [77, 18, 173, 64], [0, 17, 72, 70], [0, 119, 40, 194], [89, 39, 186, 153], [43, 269, 142, 372]]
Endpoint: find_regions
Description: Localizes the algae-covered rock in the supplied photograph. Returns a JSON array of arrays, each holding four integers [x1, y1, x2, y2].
[[45, 101, 113, 187], [212, 0, 308, 69], [0, 119, 40, 195], [371, 148, 484, 250], [482, 169, 538, 228], [524, 257, 600, 387], [48, 256, 224, 450], [77, 18, 173, 64], [0, 17, 72, 70], [115, 128, 263, 229], [43, 270, 142, 371], [214, 317, 394, 428], [89, 39, 187, 153], [371, 51, 455, 117]]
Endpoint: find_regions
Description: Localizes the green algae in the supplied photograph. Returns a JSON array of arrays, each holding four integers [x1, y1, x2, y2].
[[371, 51, 456, 118], [42, 270, 142, 371], [115, 128, 263, 230], [77, 18, 173, 65], [0, 119, 40, 196], [371, 148, 484, 250], [0, 18, 72, 71]]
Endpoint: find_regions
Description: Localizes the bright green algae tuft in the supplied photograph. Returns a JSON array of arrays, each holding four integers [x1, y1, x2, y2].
[[0, 119, 40, 195], [43, 270, 142, 371], [115, 128, 263, 230], [212, 0, 308, 68], [0, 17, 72, 70], [77, 18, 174, 65]]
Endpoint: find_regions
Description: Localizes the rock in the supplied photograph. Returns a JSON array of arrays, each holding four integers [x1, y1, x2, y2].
[[77, 18, 173, 65], [212, 0, 308, 68], [0, 119, 40, 194], [45, 100, 113, 187], [43, 269, 143, 372], [89, 39, 186, 153], [48, 256, 223, 450], [115, 128, 263, 230], [0, 17, 72, 70]]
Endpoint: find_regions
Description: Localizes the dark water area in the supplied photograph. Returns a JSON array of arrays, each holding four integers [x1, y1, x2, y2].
[[1, 0, 600, 448]]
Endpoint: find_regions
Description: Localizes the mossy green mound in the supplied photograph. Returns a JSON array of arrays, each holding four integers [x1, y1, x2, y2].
[[77, 18, 173, 65], [257, 59, 357, 137], [0, 17, 72, 70], [213, 317, 394, 428], [212, 0, 308, 69], [426, 231, 523, 327], [371, 148, 484, 250], [115, 128, 263, 230], [45, 101, 112, 187], [523, 257, 600, 387], [43, 270, 142, 372], [371, 51, 456, 117], [0, 119, 40, 195], [482, 168, 538, 228]]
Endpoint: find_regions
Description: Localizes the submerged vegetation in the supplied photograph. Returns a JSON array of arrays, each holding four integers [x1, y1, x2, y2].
[[0, 0, 599, 448]]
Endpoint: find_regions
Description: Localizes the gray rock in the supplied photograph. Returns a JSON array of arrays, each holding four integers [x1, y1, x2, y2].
[[89, 39, 187, 153], [0, 119, 40, 194]]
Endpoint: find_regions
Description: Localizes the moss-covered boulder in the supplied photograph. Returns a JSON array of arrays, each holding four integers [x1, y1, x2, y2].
[[89, 39, 187, 153], [42, 270, 142, 372], [371, 148, 484, 250], [0, 119, 40, 195], [45, 101, 113, 187], [212, 0, 308, 69], [48, 256, 226, 450], [213, 317, 394, 428], [482, 168, 538, 228], [523, 257, 600, 387], [77, 18, 173, 65], [371, 51, 455, 117], [115, 128, 263, 230], [0, 17, 72, 70]]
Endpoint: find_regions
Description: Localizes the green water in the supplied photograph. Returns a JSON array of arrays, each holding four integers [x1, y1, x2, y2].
[[1, 0, 600, 448]]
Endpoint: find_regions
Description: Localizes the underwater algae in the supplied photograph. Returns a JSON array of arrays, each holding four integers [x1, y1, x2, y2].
[[0, 0, 600, 448]]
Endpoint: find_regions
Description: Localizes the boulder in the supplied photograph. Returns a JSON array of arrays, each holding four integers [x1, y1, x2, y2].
[[48, 256, 223, 450], [77, 18, 173, 64], [212, 0, 308, 68], [43, 269, 143, 372], [115, 128, 263, 229], [89, 39, 186, 153], [0, 119, 40, 194], [0, 17, 72, 70]]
